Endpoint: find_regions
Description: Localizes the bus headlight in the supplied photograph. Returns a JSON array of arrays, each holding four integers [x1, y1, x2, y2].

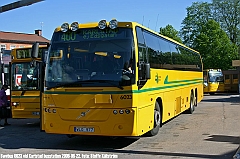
[[113, 110, 118, 115], [125, 109, 130, 114], [119, 109, 124, 114], [109, 19, 118, 29], [12, 102, 19, 106], [44, 108, 49, 112], [70, 22, 79, 31], [61, 23, 69, 32], [98, 20, 107, 29]]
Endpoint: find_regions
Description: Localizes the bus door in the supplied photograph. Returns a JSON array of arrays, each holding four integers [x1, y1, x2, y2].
[[11, 62, 41, 118], [203, 70, 208, 92], [224, 74, 231, 92]]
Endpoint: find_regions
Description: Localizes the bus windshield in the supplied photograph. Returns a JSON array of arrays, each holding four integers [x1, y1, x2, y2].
[[209, 72, 224, 82], [45, 28, 135, 89], [11, 62, 40, 90]]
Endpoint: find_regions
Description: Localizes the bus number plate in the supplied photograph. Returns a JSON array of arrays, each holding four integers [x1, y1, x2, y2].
[[74, 127, 94, 132]]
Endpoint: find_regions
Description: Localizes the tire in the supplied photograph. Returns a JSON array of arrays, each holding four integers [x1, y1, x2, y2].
[[146, 102, 161, 136], [186, 92, 195, 114], [194, 91, 198, 107]]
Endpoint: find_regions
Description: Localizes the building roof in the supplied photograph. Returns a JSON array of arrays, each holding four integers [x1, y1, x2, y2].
[[0, 31, 50, 44]]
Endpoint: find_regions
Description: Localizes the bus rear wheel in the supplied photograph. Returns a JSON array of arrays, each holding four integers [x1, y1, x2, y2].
[[146, 102, 161, 136], [194, 91, 198, 107], [186, 92, 195, 114]]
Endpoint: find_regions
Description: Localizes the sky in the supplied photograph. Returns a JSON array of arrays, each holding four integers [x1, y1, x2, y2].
[[0, 0, 211, 40]]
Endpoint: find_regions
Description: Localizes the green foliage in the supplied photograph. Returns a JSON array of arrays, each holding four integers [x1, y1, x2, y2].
[[192, 20, 238, 70], [212, 0, 240, 45], [180, 2, 213, 46], [180, 0, 240, 70], [159, 25, 183, 43]]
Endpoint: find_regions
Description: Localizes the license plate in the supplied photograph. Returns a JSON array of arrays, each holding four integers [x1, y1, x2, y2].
[[74, 127, 94, 132]]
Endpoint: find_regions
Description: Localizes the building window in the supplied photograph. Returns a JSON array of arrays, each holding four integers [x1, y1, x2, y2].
[[10, 45, 16, 50], [1, 44, 6, 52]]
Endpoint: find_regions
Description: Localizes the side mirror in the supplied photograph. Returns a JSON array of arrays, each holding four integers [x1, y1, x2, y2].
[[31, 42, 39, 58]]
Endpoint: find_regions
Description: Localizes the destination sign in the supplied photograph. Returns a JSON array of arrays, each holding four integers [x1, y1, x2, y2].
[[54, 28, 131, 42], [16, 48, 47, 59], [16, 49, 31, 59], [82, 29, 118, 40]]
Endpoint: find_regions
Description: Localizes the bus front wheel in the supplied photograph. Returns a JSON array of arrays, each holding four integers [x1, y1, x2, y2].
[[146, 102, 161, 136]]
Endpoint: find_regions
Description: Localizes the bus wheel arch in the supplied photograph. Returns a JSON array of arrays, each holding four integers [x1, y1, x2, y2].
[[146, 98, 162, 136]]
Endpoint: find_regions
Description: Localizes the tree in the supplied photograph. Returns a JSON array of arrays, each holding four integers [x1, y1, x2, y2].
[[180, 0, 240, 69], [159, 25, 182, 43], [192, 20, 238, 70], [212, 0, 240, 45], [181, 0, 240, 52], [180, 2, 213, 46]]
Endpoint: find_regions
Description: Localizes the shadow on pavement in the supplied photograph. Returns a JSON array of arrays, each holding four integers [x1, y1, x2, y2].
[[0, 111, 239, 159], [202, 93, 240, 104], [205, 134, 240, 145]]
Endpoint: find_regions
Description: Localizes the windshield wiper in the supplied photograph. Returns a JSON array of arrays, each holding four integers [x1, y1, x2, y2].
[[47, 81, 83, 90], [88, 80, 124, 90]]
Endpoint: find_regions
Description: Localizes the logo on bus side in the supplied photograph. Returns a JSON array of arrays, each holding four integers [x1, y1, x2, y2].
[[155, 73, 161, 84], [76, 110, 90, 119]]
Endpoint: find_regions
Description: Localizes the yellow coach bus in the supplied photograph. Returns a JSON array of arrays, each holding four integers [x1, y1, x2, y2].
[[11, 46, 48, 118], [203, 69, 224, 95], [33, 19, 203, 136]]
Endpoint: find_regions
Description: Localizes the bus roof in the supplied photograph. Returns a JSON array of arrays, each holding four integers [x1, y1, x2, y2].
[[54, 20, 199, 54]]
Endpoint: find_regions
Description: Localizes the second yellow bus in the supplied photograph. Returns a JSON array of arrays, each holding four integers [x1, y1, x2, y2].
[[11, 46, 48, 118], [203, 69, 224, 95]]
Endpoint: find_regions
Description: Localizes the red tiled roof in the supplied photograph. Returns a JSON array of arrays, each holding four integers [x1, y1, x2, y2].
[[0, 31, 50, 44]]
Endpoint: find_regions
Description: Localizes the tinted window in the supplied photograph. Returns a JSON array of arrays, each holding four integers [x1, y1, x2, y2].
[[225, 75, 230, 79], [136, 27, 147, 62], [143, 31, 161, 68], [159, 38, 171, 67], [233, 74, 238, 79], [169, 43, 179, 68], [136, 27, 202, 71]]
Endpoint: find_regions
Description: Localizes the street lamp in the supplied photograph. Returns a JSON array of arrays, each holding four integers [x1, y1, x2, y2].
[[0, 0, 44, 13]]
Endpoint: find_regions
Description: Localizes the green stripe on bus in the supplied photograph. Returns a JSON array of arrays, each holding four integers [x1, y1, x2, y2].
[[164, 76, 202, 84]]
